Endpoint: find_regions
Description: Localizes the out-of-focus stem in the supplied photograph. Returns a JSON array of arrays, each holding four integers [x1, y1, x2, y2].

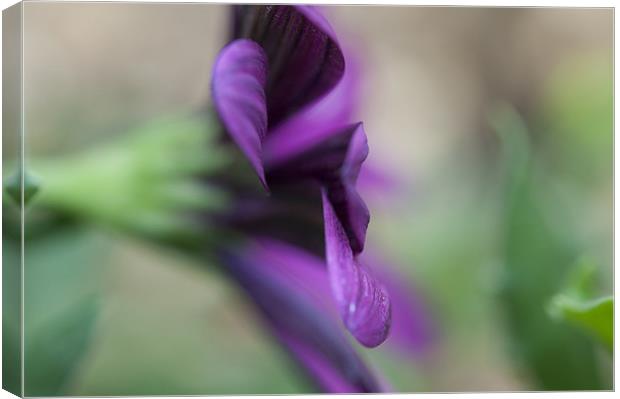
[[28, 113, 232, 246]]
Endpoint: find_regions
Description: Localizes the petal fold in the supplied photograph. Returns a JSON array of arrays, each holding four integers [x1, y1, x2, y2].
[[265, 123, 370, 253], [231, 5, 345, 126], [263, 46, 361, 164], [211, 39, 268, 188], [322, 191, 391, 348]]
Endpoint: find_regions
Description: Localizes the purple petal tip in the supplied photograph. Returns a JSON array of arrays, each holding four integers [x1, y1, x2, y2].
[[211, 39, 269, 190], [322, 190, 392, 347]]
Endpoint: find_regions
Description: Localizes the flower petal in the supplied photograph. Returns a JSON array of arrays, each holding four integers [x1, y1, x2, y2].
[[231, 5, 345, 126], [274, 329, 365, 393], [361, 253, 438, 358], [262, 50, 361, 166], [260, 238, 435, 356], [219, 240, 384, 393], [322, 190, 391, 348], [265, 123, 370, 253], [211, 39, 268, 188], [252, 237, 333, 306]]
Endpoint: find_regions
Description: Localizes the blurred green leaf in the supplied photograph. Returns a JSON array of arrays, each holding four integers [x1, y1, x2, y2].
[[2, 222, 22, 394], [25, 297, 99, 395], [550, 296, 613, 353], [14, 226, 107, 396], [491, 105, 606, 390], [548, 258, 613, 352], [558, 257, 598, 300]]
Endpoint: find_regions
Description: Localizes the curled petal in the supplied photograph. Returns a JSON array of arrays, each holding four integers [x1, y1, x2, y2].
[[263, 41, 362, 159], [265, 123, 370, 253], [219, 240, 384, 393], [232, 5, 345, 126], [322, 191, 391, 347], [262, 50, 361, 166], [361, 253, 438, 358], [211, 39, 268, 188], [326, 180, 369, 255]]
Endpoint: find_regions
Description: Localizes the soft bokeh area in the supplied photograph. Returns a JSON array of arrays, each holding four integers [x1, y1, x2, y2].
[[3, 3, 612, 395]]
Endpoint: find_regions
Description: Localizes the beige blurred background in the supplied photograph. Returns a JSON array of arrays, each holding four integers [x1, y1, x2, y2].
[[17, 2, 612, 394], [23, 4, 612, 170]]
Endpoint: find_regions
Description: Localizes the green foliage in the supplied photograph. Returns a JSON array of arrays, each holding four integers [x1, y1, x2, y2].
[[491, 105, 606, 390], [31, 113, 231, 246], [550, 296, 613, 353], [3, 225, 106, 396], [25, 298, 99, 395], [2, 211, 22, 395], [549, 259, 613, 352]]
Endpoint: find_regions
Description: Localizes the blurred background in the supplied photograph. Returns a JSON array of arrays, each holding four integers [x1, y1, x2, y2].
[[2, 3, 613, 395]]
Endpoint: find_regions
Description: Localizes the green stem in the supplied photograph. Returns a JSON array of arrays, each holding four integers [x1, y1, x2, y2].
[[27, 112, 232, 245]]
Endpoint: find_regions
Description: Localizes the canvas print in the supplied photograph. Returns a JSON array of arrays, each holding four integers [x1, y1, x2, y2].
[[2, 1, 613, 396]]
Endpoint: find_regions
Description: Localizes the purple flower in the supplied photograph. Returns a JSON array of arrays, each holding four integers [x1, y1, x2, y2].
[[15, 4, 437, 394], [211, 4, 389, 348], [208, 5, 435, 392]]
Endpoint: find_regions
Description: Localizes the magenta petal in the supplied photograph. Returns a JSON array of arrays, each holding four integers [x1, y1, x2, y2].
[[220, 240, 384, 393], [211, 39, 268, 188], [232, 5, 345, 126], [252, 237, 334, 309], [326, 181, 369, 254], [322, 190, 391, 348], [361, 253, 438, 358], [262, 53, 362, 166], [275, 329, 364, 393], [294, 6, 339, 41], [265, 123, 370, 253]]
